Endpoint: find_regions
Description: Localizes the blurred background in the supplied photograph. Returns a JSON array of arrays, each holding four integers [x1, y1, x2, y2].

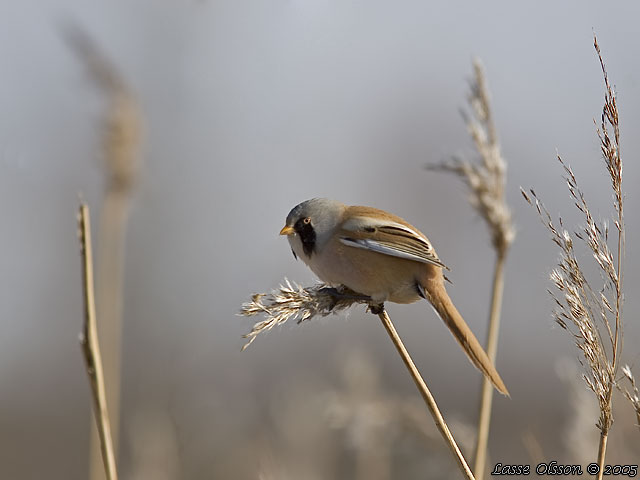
[[1, 1, 639, 478]]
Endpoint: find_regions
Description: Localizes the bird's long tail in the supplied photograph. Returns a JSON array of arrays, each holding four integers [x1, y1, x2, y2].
[[421, 279, 509, 396]]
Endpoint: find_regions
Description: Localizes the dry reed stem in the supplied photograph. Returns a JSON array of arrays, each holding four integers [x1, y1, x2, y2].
[[240, 285, 476, 479], [65, 26, 142, 480], [428, 59, 514, 479], [473, 253, 505, 478], [522, 35, 624, 477], [376, 308, 476, 480], [78, 203, 118, 480]]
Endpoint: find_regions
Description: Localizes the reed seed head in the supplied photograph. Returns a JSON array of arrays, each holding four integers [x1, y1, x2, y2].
[[428, 59, 514, 256], [522, 35, 624, 435], [239, 280, 368, 350]]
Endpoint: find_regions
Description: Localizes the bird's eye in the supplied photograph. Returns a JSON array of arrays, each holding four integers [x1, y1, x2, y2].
[[303, 217, 311, 225]]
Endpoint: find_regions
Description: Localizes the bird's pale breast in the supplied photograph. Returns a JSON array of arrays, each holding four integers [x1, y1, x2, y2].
[[308, 234, 430, 304]]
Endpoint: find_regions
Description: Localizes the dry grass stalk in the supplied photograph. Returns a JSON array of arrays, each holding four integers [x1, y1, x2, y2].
[[65, 26, 142, 480], [78, 203, 118, 480], [428, 59, 514, 479], [522, 35, 624, 478], [240, 284, 477, 480], [376, 308, 476, 480]]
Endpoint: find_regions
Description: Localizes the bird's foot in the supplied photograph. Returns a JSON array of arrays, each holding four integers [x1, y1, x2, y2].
[[319, 286, 372, 303], [368, 303, 385, 315], [318, 286, 382, 314]]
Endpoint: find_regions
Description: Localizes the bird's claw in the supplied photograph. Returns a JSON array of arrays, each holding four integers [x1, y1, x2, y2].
[[368, 303, 385, 315], [319, 286, 371, 302]]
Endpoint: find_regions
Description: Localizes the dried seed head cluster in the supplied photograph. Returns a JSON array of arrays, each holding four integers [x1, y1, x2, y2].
[[428, 59, 514, 256], [239, 280, 368, 350], [594, 38, 622, 217], [593, 36, 624, 374], [522, 187, 614, 431], [64, 25, 143, 194], [522, 36, 624, 436]]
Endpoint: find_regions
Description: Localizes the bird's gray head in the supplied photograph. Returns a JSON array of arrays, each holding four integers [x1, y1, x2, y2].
[[280, 198, 345, 258]]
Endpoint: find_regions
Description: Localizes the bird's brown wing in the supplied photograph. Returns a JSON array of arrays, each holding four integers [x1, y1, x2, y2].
[[339, 207, 449, 269]]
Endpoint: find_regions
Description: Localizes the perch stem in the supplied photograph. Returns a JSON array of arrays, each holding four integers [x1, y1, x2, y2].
[[377, 307, 476, 480]]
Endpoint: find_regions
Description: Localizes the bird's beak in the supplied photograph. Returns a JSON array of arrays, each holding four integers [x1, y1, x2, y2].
[[279, 225, 295, 236]]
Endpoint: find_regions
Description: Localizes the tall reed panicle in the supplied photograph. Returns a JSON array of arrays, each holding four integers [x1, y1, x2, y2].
[[429, 60, 514, 256], [522, 36, 624, 477], [428, 59, 514, 480], [65, 26, 143, 480], [241, 284, 478, 479]]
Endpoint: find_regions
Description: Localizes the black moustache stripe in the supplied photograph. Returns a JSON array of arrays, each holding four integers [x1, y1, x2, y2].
[[295, 219, 316, 256]]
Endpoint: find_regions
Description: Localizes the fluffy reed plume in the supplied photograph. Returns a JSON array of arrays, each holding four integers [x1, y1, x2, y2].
[[523, 166, 615, 423], [65, 25, 143, 480], [240, 284, 478, 480], [239, 281, 366, 350], [428, 59, 514, 479], [522, 35, 624, 478], [428, 59, 514, 256], [620, 365, 640, 428]]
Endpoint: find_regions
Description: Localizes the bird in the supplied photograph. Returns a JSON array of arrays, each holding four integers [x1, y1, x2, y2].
[[279, 198, 508, 396]]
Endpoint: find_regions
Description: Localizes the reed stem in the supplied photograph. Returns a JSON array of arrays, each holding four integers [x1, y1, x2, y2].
[[473, 252, 506, 479], [78, 203, 119, 480], [377, 307, 476, 480]]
